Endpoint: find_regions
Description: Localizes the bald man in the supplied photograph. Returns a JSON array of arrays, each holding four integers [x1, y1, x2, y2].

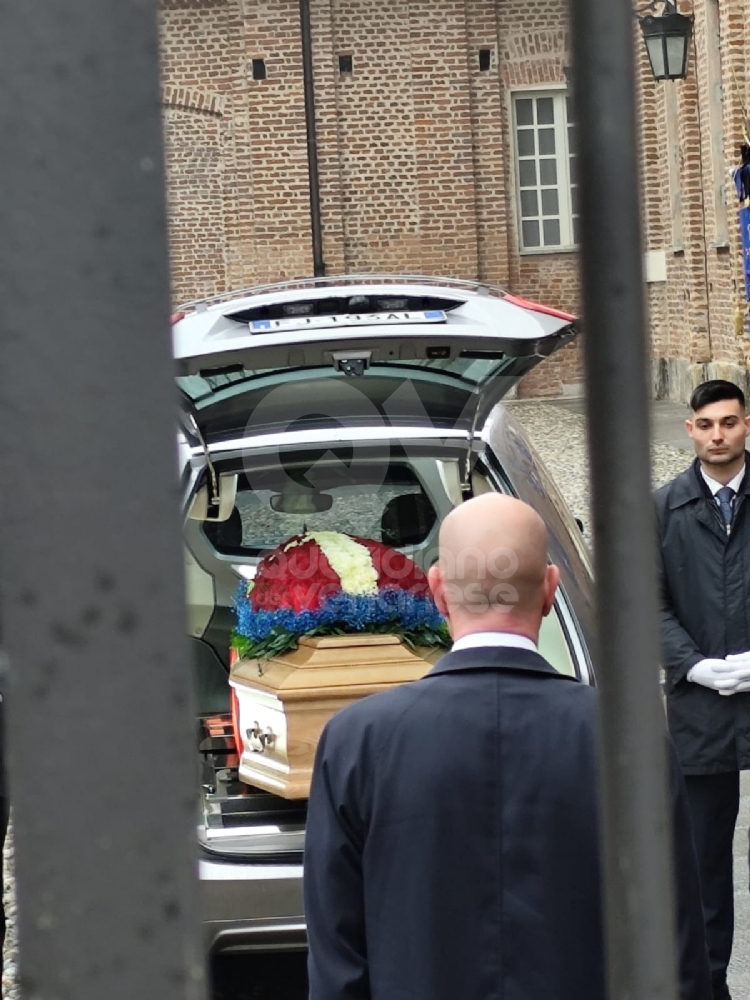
[[304, 495, 710, 1000]]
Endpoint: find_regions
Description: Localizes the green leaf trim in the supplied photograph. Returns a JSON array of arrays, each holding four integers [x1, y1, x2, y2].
[[230, 620, 451, 662]]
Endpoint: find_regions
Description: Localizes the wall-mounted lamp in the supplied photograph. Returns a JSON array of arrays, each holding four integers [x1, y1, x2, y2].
[[638, 0, 693, 81]]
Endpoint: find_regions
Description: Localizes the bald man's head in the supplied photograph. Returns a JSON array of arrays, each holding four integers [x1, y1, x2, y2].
[[428, 494, 559, 642]]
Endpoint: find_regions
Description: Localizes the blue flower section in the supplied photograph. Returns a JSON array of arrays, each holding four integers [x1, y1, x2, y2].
[[232, 584, 445, 641]]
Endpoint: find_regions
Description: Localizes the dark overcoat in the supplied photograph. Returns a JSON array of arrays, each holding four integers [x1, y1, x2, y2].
[[655, 456, 750, 774], [303, 646, 710, 1000]]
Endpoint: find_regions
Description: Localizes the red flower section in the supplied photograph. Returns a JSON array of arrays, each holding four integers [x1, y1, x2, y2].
[[354, 538, 430, 598], [251, 535, 340, 613], [249, 533, 431, 614]]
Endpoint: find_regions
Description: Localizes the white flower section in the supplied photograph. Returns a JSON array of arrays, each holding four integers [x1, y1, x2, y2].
[[308, 531, 379, 596]]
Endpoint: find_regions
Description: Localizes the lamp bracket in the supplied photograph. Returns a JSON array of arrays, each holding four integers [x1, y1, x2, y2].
[[635, 0, 681, 16]]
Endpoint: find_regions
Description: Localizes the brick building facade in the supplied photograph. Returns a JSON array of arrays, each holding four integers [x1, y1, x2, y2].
[[638, 0, 750, 400], [159, 0, 750, 400]]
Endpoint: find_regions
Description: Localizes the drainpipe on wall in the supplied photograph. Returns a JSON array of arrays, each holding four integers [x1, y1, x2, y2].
[[300, 0, 326, 278]]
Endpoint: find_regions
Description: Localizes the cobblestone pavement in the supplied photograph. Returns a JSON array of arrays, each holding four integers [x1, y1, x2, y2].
[[2, 399, 749, 998], [2, 829, 15, 1000]]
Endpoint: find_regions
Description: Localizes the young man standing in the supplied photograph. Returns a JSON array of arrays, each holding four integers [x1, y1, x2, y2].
[[656, 379, 750, 1000]]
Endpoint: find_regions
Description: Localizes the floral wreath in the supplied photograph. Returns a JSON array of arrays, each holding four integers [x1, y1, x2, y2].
[[231, 530, 450, 660]]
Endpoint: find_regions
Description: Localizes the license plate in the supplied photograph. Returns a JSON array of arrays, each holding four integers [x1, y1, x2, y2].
[[249, 310, 446, 333]]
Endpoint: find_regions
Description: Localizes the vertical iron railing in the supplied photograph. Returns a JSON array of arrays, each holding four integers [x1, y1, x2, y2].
[[0, 0, 681, 996], [0, 2, 206, 998], [568, 0, 679, 997]]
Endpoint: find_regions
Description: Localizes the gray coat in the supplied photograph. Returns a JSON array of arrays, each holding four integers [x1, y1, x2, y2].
[[655, 455, 750, 774]]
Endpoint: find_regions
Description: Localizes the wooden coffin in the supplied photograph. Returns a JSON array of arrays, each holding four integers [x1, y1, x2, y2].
[[229, 634, 440, 799]]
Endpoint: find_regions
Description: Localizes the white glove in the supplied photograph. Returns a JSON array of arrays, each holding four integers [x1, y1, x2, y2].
[[725, 652, 750, 666], [687, 658, 750, 693], [718, 653, 750, 695]]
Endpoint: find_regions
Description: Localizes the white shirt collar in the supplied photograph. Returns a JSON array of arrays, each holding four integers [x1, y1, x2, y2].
[[701, 466, 745, 497], [451, 631, 538, 653]]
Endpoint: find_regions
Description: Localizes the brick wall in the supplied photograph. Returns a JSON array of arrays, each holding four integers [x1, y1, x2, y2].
[[636, 0, 750, 398], [159, 0, 749, 400]]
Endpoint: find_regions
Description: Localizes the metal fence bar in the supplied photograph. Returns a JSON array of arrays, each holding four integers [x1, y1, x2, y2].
[[567, 1, 679, 999], [0, 3, 205, 998]]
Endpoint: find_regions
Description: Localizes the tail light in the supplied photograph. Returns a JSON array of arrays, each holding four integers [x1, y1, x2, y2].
[[503, 293, 576, 323]]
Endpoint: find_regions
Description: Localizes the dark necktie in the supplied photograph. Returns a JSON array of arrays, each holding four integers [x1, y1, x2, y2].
[[717, 485, 735, 532]]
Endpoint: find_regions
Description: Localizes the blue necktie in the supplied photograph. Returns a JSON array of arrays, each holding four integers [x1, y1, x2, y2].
[[717, 485, 735, 532]]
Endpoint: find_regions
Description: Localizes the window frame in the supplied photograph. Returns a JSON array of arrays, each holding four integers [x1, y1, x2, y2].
[[481, 453, 592, 685], [509, 85, 578, 255]]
